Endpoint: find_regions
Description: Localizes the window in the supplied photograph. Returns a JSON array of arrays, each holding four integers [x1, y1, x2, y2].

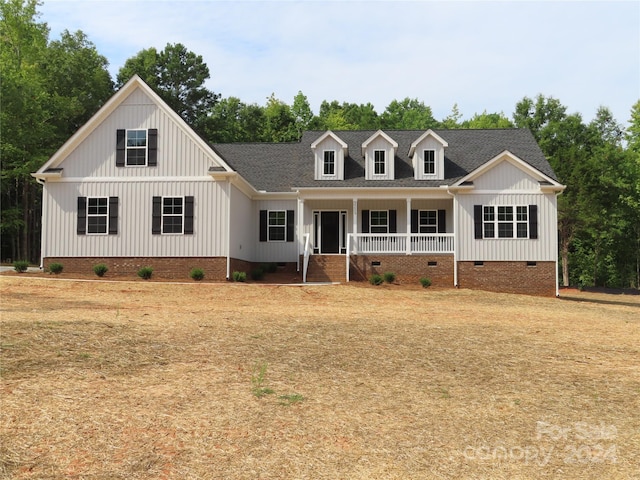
[[116, 129, 157, 167], [374, 150, 386, 175], [482, 205, 528, 239], [419, 210, 437, 233], [423, 149, 435, 175], [77, 196, 118, 235], [162, 197, 184, 234], [87, 197, 108, 234], [268, 210, 286, 241], [323, 150, 335, 176], [126, 130, 147, 166], [370, 210, 388, 233]]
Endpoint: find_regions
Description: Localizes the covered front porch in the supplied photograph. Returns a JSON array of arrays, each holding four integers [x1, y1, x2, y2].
[[296, 194, 456, 282]]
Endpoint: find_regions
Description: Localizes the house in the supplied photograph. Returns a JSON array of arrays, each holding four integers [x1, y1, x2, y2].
[[33, 76, 566, 296]]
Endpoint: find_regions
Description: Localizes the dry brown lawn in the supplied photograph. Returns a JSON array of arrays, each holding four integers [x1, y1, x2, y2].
[[0, 275, 639, 479]]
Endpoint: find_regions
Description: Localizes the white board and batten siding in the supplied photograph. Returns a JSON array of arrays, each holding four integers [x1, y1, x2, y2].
[[59, 88, 219, 179], [229, 184, 255, 262], [456, 160, 559, 262], [254, 199, 299, 263], [364, 136, 395, 180], [41, 179, 229, 258]]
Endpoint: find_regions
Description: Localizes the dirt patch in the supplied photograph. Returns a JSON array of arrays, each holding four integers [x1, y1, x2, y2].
[[1, 277, 639, 479]]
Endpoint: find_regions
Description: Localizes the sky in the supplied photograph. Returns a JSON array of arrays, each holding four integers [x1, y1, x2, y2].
[[39, 0, 640, 125]]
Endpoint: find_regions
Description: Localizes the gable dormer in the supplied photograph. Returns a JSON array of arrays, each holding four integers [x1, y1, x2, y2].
[[409, 130, 448, 180], [362, 130, 398, 180], [311, 131, 348, 180]]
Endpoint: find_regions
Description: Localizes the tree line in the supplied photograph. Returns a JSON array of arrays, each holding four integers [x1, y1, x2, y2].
[[2, 0, 639, 289]]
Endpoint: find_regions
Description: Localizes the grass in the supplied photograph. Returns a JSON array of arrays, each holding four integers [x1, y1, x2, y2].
[[0, 277, 639, 479]]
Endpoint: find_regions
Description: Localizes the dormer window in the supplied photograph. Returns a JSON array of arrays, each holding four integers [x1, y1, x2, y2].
[[374, 150, 386, 175], [323, 150, 336, 176], [423, 150, 435, 175]]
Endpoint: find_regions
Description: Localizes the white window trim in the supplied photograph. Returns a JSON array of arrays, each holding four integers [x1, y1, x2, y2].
[[373, 150, 386, 176], [423, 149, 436, 176], [87, 196, 109, 235], [125, 129, 148, 167], [418, 209, 437, 234], [370, 210, 389, 234], [323, 150, 336, 177], [162, 196, 185, 235], [268, 210, 286, 242], [483, 205, 529, 239]]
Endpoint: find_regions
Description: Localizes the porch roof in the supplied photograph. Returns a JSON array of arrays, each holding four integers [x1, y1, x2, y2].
[[212, 129, 556, 193]]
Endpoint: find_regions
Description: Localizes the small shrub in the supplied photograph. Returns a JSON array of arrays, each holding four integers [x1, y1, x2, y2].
[[48, 263, 64, 275], [261, 262, 278, 273], [251, 267, 264, 281], [383, 272, 396, 283], [13, 260, 29, 273], [232, 271, 247, 282], [252, 362, 274, 398], [420, 277, 432, 288], [369, 274, 383, 285], [137, 266, 153, 280], [93, 263, 109, 277], [190, 267, 205, 281]]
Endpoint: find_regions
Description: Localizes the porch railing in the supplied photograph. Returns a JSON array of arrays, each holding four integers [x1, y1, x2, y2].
[[351, 233, 454, 254]]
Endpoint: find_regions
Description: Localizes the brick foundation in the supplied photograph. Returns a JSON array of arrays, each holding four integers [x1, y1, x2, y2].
[[44, 257, 229, 280], [349, 254, 454, 286], [457, 261, 557, 297]]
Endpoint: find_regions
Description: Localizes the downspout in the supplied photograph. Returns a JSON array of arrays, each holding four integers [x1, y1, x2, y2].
[[35, 177, 46, 269], [226, 180, 231, 280], [446, 188, 458, 287], [555, 191, 563, 297]]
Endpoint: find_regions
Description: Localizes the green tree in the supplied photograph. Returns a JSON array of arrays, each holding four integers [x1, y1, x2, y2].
[[262, 94, 297, 142], [205, 97, 265, 143], [291, 91, 315, 138], [381, 98, 438, 130], [461, 111, 514, 129], [117, 43, 219, 130], [441, 103, 462, 129]]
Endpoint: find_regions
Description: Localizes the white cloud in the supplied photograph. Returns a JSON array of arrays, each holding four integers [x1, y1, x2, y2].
[[40, 0, 640, 123]]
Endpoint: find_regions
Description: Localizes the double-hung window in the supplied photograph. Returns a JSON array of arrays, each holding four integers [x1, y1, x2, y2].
[[268, 210, 286, 241], [370, 210, 389, 233], [162, 197, 184, 234], [483, 205, 528, 238], [423, 150, 435, 175], [374, 150, 386, 175], [323, 150, 335, 176], [126, 130, 147, 166], [419, 210, 437, 233], [87, 197, 108, 234]]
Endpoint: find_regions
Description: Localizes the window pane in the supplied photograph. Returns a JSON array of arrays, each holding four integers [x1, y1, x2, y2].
[[370, 210, 388, 233], [498, 206, 513, 221], [127, 130, 146, 147], [269, 211, 285, 226], [127, 149, 147, 165], [269, 226, 285, 241], [516, 206, 528, 221], [88, 216, 107, 234], [483, 206, 494, 221], [163, 216, 183, 234], [323, 151, 335, 175], [484, 223, 495, 238], [374, 150, 385, 175], [424, 150, 435, 174], [498, 222, 513, 238], [517, 223, 528, 238]]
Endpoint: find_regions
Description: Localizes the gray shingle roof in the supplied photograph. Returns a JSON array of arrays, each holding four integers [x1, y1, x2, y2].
[[212, 129, 556, 193]]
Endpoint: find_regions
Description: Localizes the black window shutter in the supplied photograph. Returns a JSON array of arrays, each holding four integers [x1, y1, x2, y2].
[[184, 196, 194, 234], [108, 197, 118, 235], [438, 209, 446, 233], [411, 209, 418, 234], [389, 210, 397, 233], [259, 210, 267, 242], [286, 210, 294, 242], [361, 210, 370, 233], [77, 197, 87, 235], [529, 204, 538, 239], [116, 129, 126, 167], [474, 205, 483, 239], [148, 129, 158, 166], [152, 196, 162, 234]]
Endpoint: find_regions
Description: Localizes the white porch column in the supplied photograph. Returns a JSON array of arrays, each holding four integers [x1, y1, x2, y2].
[[297, 197, 304, 272], [352, 198, 358, 255], [406, 198, 412, 255]]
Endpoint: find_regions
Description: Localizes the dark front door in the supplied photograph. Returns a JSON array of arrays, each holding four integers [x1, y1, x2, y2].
[[320, 211, 340, 254]]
